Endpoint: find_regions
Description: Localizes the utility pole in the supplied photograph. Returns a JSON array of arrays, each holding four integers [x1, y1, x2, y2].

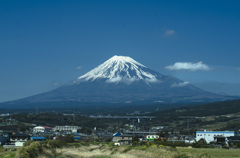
[[179, 116, 197, 143]]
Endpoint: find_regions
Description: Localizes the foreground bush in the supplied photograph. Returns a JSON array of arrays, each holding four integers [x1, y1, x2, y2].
[[192, 138, 210, 148]]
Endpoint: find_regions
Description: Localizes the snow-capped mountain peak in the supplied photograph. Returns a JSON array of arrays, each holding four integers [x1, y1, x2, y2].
[[76, 55, 159, 83]]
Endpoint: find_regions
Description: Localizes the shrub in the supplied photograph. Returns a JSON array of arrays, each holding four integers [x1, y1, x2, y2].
[[192, 138, 209, 148], [15, 147, 30, 158], [23, 140, 35, 147], [174, 153, 190, 158], [48, 140, 65, 148]]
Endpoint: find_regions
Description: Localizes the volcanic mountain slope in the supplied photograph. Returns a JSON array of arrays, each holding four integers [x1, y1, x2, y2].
[[1, 55, 235, 107]]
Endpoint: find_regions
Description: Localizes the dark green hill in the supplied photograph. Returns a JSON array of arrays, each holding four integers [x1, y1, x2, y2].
[[150, 99, 240, 132], [152, 99, 240, 117]]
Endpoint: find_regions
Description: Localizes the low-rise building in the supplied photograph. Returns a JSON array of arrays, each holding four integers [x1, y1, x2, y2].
[[33, 126, 52, 133], [119, 134, 133, 145], [151, 126, 164, 131], [9, 133, 30, 146], [112, 132, 122, 142], [112, 132, 133, 145], [146, 135, 159, 141], [0, 134, 9, 145], [30, 137, 47, 141], [54, 126, 81, 133], [196, 130, 237, 143]]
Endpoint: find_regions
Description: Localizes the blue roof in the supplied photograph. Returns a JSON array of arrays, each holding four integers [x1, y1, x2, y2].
[[74, 136, 81, 140], [30, 137, 46, 140], [113, 132, 122, 137]]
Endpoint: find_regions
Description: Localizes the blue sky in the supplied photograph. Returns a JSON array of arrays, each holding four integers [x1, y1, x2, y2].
[[1, 0, 240, 102]]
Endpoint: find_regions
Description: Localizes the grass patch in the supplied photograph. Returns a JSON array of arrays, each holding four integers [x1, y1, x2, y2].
[[177, 147, 240, 158], [34, 142, 240, 158], [91, 156, 112, 158], [0, 150, 16, 158]]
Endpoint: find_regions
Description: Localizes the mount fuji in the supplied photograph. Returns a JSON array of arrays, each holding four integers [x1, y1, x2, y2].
[[0, 55, 235, 108]]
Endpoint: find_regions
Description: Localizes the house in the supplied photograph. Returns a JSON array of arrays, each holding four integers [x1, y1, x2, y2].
[[196, 130, 237, 143], [214, 136, 227, 146], [112, 133, 133, 145], [151, 126, 164, 132], [9, 133, 30, 147], [112, 132, 122, 142], [146, 135, 159, 141], [226, 136, 240, 146], [73, 136, 81, 140], [0, 133, 9, 145], [119, 134, 133, 145]]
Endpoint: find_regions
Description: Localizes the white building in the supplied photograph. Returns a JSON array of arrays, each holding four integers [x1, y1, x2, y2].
[[146, 135, 159, 140], [33, 126, 52, 133], [196, 131, 236, 143], [54, 126, 81, 133]]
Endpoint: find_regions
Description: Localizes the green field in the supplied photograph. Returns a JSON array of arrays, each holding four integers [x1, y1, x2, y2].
[[177, 147, 240, 158], [0, 147, 16, 158]]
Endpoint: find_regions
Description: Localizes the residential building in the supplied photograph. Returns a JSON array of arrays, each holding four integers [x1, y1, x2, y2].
[[54, 126, 81, 133], [112, 132, 122, 142], [0, 134, 9, 145], [112, 133, 133, 145], [119, 134, 133, 145], [9, 133, 30, 146]]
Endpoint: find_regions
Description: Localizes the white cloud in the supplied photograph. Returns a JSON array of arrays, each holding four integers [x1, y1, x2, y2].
[[171, 81, 190, 88], [145, 78, 160, 83], [76, 66, 82, 70], [106, 76, 122, 83], [165, 61, 210, 71], [164, 29, 175, 37], [126, 76, 137, 84], [106, 76, 139, 84], [106, 77, 160, 84], [53, 82, 60, 87]]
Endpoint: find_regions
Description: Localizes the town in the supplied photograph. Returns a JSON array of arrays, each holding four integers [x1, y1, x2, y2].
[[1, 112, 240, 150]]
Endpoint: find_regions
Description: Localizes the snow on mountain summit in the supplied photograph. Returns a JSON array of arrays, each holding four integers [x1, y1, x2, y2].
[[76, 55, 159, 83]]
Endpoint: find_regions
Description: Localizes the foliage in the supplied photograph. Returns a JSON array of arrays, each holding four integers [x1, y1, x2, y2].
[[153, 138, 189, 148], [15, 148, 30, 158], [56, 134, 74, 143], [16, 141, 46, 158], [192, 138, 209, 148], [23, 140, 35, 147], [48, 140, 65, 148], [78, 127, 92, 134]]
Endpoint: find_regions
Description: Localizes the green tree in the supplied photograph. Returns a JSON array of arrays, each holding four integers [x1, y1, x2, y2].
[[192, 138, 208, 148]]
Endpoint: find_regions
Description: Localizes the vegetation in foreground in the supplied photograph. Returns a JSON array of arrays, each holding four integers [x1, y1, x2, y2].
[[12, 140, 240, 158], [0, 146, 16, 158]]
